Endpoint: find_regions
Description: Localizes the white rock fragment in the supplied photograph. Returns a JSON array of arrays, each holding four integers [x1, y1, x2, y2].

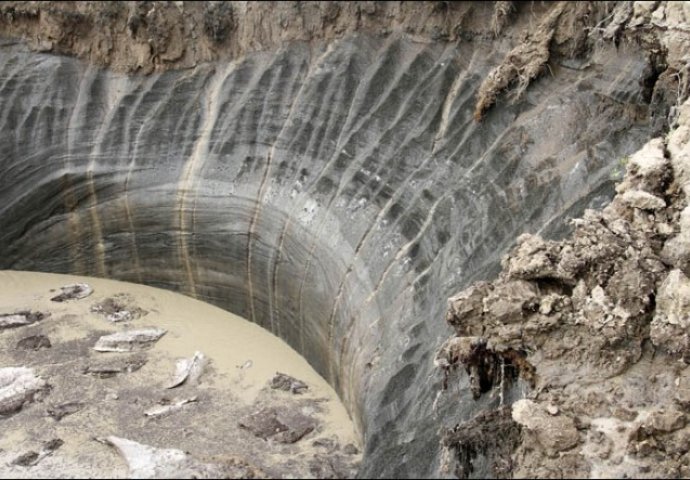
[[620, 190, 666, 210], [103, 436, 225, 479], [50, 283, 93, 302], [144, 397, 197, 418], [0, 367, 48, 416], [0, 311, 45, 329], [94, 328, 167, 352], [166, 352, 207, 389]]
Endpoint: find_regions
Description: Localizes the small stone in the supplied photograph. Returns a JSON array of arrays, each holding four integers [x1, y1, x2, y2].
[[144, 397, 197, 418], [11, 450, 39, 467], [237, 360, 253, 369], [107, 310, 133, 322], [312, 437, 339, 453], [546, 404, 559, 416], [84, 355, 147, 378], [91, 295, 147, 322]]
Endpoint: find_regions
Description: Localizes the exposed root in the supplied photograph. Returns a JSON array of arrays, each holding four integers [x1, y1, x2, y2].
[[435, 336, 534, 400]]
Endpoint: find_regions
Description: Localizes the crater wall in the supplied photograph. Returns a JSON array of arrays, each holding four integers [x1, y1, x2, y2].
[[0, 28, 662, 477]]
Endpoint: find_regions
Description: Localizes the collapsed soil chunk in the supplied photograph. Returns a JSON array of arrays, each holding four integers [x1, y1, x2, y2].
[[11, 438, 64, 466], [239, 406, 316, 444], [441, 407, 522, 479], [47, 401, 83, 421], [91, 294, 147, 323], [16, 334, 51, 350], [103, 436, 247, 479], [437, 104, 690, 477], [270, 372, 308, 394]]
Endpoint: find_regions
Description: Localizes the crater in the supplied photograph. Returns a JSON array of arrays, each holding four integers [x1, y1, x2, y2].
[[0, 24, 670, 478]]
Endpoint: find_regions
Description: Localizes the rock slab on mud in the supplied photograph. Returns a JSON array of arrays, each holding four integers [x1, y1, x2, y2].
[[93, 328, 166, 352], [0, 367, 48, 416]]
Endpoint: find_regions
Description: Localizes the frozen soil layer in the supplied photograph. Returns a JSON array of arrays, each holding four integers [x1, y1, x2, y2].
[[438, 99, 690, 478], [0, 271, 361, 479]]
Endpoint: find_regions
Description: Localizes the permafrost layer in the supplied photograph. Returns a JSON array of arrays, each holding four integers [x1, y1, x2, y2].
[[0, 2, 683, 477]]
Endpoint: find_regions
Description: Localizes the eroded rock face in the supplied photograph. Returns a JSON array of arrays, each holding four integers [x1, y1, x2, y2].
[[0, 2, 683, 478]]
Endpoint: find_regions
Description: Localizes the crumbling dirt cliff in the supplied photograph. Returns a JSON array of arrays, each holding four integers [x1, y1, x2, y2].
[[435, 2, 690, 477], [438, 71, 690, 480]]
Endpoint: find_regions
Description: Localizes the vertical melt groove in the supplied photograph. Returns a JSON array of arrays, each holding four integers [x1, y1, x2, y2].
[[86, 75, 132, 279], [246, 46, 334, 330], [177, 63, 235, 298], [123, 74, 176, 285], [294, 39, 427, 378], [302, 42, 451, 385], [63, 66, 100, 276]]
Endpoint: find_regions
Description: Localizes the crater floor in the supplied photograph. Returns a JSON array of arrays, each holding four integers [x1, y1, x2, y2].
[[0, 270, 361, 478]]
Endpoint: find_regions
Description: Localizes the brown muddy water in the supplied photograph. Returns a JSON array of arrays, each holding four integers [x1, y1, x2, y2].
[[0, 270, 361, 478]]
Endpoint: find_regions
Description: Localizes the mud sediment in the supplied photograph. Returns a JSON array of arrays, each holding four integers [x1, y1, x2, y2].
[[0, 271, 361, 479]]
